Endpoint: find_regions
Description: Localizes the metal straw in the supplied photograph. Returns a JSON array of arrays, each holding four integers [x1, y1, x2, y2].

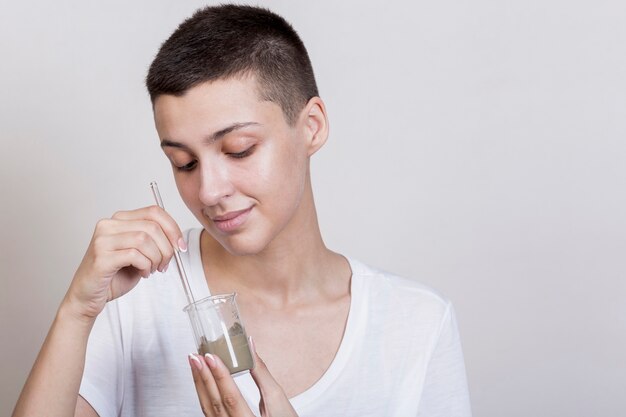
[[150, 181, 196, 305]]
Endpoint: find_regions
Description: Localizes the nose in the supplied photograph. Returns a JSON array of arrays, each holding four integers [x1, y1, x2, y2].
[[198, 160, 235, 207]]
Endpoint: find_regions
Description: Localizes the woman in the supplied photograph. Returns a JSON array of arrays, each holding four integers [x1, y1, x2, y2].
[[13, 5, 471, 417]]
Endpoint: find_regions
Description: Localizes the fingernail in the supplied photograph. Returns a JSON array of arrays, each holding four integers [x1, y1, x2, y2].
[[164, 262, 169, 272], [189, 354, 202, 371], [249, 336, 256, 354], [204, 353, 216, 369], [178, 237, 188, 253]]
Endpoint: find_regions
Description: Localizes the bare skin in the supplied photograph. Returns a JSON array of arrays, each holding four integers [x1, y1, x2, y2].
[[13, 75, 351, 416], [156, 75, 353, 405], [203, 228, 352, 398]]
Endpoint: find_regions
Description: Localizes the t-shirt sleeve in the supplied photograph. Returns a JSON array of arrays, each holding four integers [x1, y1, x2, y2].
[[79, 301, 125, 417], [417, 302, 472, 417]]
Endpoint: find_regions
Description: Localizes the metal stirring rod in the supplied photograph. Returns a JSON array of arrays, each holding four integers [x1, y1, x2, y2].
[[150, 181, 196, 305]]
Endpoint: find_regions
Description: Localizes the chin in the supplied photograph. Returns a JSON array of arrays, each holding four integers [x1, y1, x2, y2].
[[215, 231, 272, 257]]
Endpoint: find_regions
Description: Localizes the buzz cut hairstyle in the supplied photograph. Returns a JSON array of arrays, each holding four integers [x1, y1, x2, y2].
[[146, 4, 319, 125]]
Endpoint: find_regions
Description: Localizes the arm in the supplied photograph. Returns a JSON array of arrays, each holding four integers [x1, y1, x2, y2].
[[75, 397, 99, 417], [12, 303, 96, 416], [12, 206, 184, 417]]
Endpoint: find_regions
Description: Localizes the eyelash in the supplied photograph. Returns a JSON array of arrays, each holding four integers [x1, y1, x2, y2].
[[175, 146, 256, 172], [227, 145, 256, 159], [176, 161, 197, 172]]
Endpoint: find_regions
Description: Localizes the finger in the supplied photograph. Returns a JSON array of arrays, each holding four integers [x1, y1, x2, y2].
[[112, 226, 167, 272], [104, 249, 153, 301], [109, 249, 154, 283], [112, 205, 186, 253], [93, 232, 162, 277], [249, 337, 297, 416], [189, 354, 220, 417], [205, 353, 254, 417], [119, 231, 163, 275], [90, 234, 153, 279], [249, 337, 284, 398], [104, 216, 174, 272]]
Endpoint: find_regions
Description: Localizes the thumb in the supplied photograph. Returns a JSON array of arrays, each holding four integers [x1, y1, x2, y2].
[[249, 337, 297, 417]]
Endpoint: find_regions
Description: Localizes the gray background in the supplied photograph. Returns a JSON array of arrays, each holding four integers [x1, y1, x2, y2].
[[1, 1, 625, 416]]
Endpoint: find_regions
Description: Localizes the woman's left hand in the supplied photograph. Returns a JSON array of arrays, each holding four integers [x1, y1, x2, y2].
[[189, 337, 298, 417]]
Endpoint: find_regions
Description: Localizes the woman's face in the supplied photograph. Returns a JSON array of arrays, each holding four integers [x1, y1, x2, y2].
[[153, 76, 314, 255]]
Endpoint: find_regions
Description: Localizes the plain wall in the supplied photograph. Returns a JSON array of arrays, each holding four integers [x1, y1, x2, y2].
[[1, 1, 625, 416]]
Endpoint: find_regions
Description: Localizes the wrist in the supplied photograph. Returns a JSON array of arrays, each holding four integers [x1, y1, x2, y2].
[[57, 296, 98, 329]]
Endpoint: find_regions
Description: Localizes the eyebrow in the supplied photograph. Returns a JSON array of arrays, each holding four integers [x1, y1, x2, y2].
[[160, 122, 260, 149]]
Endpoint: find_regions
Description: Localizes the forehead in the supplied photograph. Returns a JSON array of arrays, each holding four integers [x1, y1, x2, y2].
[[153, 76, 284, 140]]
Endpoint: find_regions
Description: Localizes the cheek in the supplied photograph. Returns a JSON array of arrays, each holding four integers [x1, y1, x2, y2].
[[173, 172, 201, 211], [255, 140, 306, 201]]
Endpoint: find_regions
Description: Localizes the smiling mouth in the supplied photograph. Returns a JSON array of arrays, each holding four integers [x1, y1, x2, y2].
[[210, 207, 253, 232]]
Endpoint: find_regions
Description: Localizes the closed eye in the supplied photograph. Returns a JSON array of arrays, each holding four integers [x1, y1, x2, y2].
[[227, 145, 256, 159], [176, 160, 198, 172]]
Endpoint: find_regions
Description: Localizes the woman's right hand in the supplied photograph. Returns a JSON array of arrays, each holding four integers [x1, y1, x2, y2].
[[61, 205, 185, 321]]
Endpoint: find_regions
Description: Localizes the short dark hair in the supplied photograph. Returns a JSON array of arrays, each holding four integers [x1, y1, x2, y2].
[[146, 4, 318, 125]]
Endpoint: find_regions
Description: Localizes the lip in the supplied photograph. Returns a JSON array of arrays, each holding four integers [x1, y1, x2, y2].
[[210, 207, 253, 233]]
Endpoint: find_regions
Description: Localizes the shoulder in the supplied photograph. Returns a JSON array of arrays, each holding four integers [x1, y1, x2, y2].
[[348, 258, 452, 322]]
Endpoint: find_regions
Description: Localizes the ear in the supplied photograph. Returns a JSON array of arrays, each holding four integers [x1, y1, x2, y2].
[[300, 97, 329, 156]]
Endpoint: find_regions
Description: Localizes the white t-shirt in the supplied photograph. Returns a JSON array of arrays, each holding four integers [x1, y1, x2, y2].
[[79, 228, 472, 416]]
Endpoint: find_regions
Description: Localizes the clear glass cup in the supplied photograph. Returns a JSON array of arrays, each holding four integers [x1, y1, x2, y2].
[[184, 293, 253, 376]]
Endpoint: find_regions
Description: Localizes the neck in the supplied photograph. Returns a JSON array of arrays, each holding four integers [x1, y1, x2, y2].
[[200, 180, 348, 306]]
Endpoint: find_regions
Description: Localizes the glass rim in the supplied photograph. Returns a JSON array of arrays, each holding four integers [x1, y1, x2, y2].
[[182, 292, 237, 313]]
